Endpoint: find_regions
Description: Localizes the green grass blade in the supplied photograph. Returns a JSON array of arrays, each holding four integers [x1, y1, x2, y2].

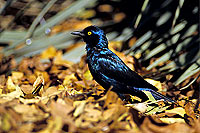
[[174, 58, 200, 86], [171, 0, 185, 28], [146, 50, 173, 71], [26, 0, 57, 38], [33, 0, 97, 36], [4, 31, 73, 57], [0, 31, 27, 43], [125, 31, 152, 55]]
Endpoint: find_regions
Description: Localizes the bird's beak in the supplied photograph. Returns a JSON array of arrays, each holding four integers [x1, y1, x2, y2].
[[71, 31, 85, 37]]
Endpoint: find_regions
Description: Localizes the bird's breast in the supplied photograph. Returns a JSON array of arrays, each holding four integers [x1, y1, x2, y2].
[[87, 53, 100, 72], [86, 49, 106, 79]]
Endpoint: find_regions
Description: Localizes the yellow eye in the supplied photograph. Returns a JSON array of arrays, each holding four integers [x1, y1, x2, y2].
[[88, 31, 92, 35]]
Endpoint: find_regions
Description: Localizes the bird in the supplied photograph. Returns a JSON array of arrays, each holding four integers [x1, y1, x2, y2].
[[71, 25, 175, 103]]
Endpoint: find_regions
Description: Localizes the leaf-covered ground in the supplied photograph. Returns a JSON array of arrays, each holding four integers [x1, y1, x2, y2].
[[0, 44, 199, 132], [0, 0, 199, 132]]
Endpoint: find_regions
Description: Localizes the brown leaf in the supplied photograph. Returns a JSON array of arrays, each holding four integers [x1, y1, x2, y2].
[[141, 117, 193, 133], [0, 56, 16, 74], [50, 99, 76, 132], [42, 86, 58, 97], [32, 75, 44, 95], [20, 84, 33, 94], [185, 102, 196, 125], [13, 104, 48, 122]]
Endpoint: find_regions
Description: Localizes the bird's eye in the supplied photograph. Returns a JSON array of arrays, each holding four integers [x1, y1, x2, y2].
[[87, 31, 92, 35]]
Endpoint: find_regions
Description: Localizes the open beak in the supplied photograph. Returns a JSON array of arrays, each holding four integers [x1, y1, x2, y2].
[[71, 31, 85, 37]]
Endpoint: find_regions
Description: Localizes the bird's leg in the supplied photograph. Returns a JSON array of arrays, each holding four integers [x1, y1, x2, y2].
[[116, 92, 126, 101]]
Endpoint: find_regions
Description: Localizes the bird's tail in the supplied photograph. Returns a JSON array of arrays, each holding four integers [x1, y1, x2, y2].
[[148, 89, 175, 103], [136, 88, 175, 103]]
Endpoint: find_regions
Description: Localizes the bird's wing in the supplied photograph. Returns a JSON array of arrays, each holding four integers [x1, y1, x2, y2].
[[97, 52, 158, 90]]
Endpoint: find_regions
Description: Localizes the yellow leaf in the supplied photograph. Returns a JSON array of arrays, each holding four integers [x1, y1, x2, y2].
[[19, 98, 40, 104], [6, 76, 16, 92], [11, 71, 24, 83], [27, 74, 37, 84], [130, 95, 142, 102], [1, 86, 24, 101], [2, 113, 11, 132], [165, 107, 186, 117], [63, 73, 77, 85], [160, 118, 185, 124], [117, 112, 129, 122], [35, 70, 49, 83], [145, 78, 163, 91], [58, 85, 65, 91], [53, 51, 74, 67], [73, 101, 86, 117], [83, 70, 93, 81], [40, 46, 57, 59]]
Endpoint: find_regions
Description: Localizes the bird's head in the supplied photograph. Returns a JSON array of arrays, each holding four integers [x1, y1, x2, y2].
[[71, 25, 108, 49]]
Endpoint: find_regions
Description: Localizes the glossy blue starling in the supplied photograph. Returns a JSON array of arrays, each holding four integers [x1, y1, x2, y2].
[[71, 25, 175, 103]]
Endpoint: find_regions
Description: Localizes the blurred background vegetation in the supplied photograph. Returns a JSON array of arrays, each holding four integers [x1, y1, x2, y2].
[[0, 0, 199, 97]]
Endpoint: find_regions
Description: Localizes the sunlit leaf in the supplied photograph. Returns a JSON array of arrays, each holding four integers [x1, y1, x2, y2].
[[165, 107, 186, 117]]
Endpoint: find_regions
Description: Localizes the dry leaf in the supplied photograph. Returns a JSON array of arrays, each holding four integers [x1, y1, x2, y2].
[[145, 78, 163, 91], [6, 76, 16, 92], [32, 75, 44, 95], [159, 118, 185, 124], [73, 101, 86, 117], [40, 46, 57, 59], [165, 107, 186, 117], [11, 71, 24, 84]]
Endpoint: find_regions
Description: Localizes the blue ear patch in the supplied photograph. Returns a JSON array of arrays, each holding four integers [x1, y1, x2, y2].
[[93, 30, 104, 36]]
